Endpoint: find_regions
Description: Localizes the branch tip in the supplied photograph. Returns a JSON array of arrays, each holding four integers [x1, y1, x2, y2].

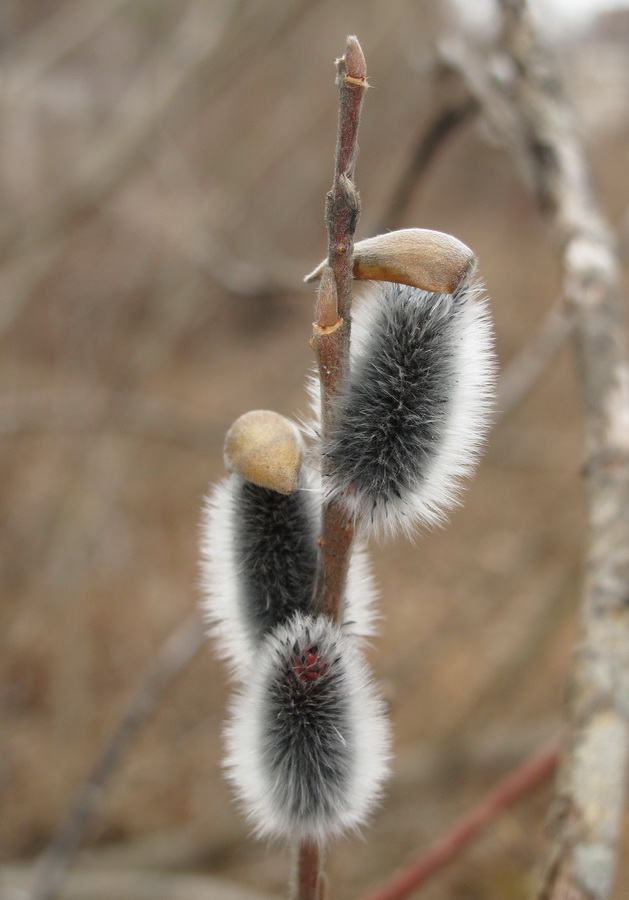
[[345, 35, 367, 82]]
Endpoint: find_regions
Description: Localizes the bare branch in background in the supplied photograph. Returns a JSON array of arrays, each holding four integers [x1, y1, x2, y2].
[[0, 1, 228, 265], [446, 2, 629, 897], [0, 391, 224, 452], [0, 283, 570, 452], [375, 98, 477, 234], [356, 740, 560, 900], [496, 297, 572, 422], [0, 0, 131, 101], [27, 616, 205, 900], [0, 1, 233, 338], [0, 0, 315, 334], [5, 865, 278, 900]]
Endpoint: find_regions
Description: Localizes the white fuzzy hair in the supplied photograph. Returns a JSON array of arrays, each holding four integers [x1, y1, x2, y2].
[[309, 279, 496, 539], [199, 471, 378, 679], [223, 612, 391, 844]]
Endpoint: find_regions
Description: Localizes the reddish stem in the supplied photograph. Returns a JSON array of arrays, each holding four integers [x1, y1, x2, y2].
[[299, 34, 368, 899], [326, 35, 367, 321], [293, 840, 324, 900], [312, 35, 366, 624], [356, 740, 560, 900]]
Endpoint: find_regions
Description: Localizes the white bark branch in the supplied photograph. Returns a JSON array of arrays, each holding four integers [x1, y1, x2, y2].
[[444, 3, 629, 897]]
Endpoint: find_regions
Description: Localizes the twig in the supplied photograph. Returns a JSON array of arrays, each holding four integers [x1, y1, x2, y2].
[[495, 297, 572, 422], [0, 1, 228, 267], [0, 1, 230, 337], [300, 34, 368, 900], [376, 99, 477, 234], [311, 35, 367, 625], [448, 3, 629, 898], [355, 740, 560, 900], [6, 865, 279, 900], [27, 615, 205, 900], [0, 390, 223, 452], [0, 0, 314, 335], [0, 0, 131, 102], [293, 841, 324, 900]]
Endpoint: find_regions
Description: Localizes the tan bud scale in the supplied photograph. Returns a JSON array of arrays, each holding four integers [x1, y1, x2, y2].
[[224, 410, 303, 495], [305, 228, 476, 294]]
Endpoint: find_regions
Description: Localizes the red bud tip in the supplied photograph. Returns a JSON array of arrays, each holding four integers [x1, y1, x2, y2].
[[345, 36, 366, 82]]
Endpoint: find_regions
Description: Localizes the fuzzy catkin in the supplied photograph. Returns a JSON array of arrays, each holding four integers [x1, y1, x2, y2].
[[322, 279, 495, 537], [200, 471, 377, 677], [224, 613, 391, 843]]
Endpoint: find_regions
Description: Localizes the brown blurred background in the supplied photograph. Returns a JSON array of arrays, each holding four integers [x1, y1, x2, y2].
[[2, 1, 629, 898]]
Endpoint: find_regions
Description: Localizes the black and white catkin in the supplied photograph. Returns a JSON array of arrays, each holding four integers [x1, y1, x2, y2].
[[322, 278, 495, 537], [224, 612, 390, 843], [200, 470, 377, 677]]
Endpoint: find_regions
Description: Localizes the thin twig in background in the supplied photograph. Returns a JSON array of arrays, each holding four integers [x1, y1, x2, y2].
[[355, 740, 560, 900], [447, 2, 629, 897], [0, 0, 315, 334], [375, 99, 477, 235], [495, 297, 572, 422], [27, 616, 205, 900], [0, 284, 569, 451], [0, 391, 224, 452], [0, 0, 312, 266], [0, 1, 229, 335], [0, 0, 131, 102], [5, 865, 278, 900], [0, 0, 229, 265], [369, 63, 571, 422]]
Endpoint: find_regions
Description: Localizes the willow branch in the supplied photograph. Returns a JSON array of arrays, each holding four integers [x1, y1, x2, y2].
[[292, 840, 326, 900], [448, 3, 629, 898], [312, 35, 367, 626], [356, 740, 560, 900], [499, 6, 629, 899], [297, 34, 368, 900]]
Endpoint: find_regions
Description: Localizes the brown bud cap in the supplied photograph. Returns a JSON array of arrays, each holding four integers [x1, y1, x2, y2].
[[304, 228, 476, 294], [344, 35, 367, 82], [224, 410, 303, 495]]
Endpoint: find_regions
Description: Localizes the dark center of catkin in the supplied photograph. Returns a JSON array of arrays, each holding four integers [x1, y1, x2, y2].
[[288, 642, 327, 685]]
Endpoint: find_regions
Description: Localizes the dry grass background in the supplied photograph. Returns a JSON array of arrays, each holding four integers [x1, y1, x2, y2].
[[2, 1, 629, 898]]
